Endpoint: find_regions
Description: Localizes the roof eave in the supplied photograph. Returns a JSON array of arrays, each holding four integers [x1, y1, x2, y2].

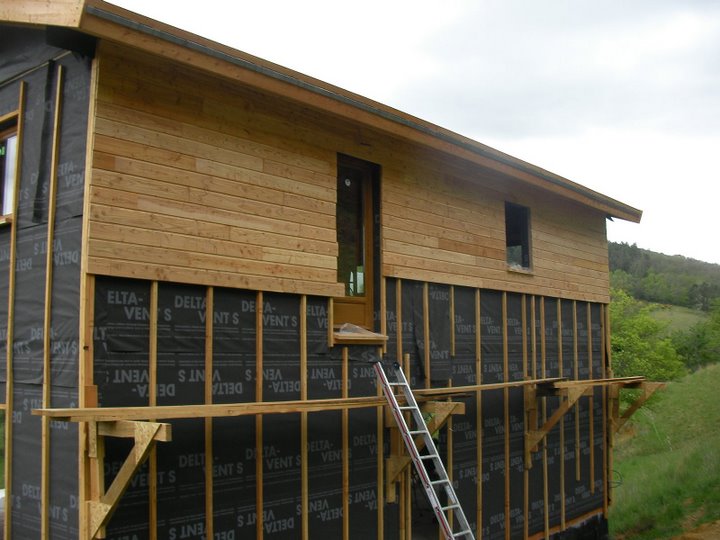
[[1, 0, 643, 224]]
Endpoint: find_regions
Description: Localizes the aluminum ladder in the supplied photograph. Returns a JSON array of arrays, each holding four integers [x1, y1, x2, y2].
[[374, 361, 475, 540]]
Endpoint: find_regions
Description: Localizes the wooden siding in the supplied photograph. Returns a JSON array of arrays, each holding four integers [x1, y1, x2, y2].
[[88, 43, 344, 297], [87, 42, 610, 302]]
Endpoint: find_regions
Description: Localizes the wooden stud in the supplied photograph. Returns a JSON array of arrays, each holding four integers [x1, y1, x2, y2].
[[3, 81, 25, 540], [502, 292, 510, 540], [342, 347, 349, 540], [601, 304, 608, 515], [80, 274, 97, 540], [328, 298, 334, 348], [205, 287, 214, 540], [541, 297, 549, 540], [558, 300, 565, 530], [423, 282, 430, 390], [395, 280, 407, 539], [522, 294, 529, 540], [79, 52, 101, 540], [148, 281, 158, 540], [255, 291, 264, 540], [450, 285, 456, 357], [475, 289, 482, 537], [587, 303, 595, 494], [41, 63, 64, 540], [574, 301, 580, 481], [404, 353, 412, 540], [300, 296, 308, 540], [377, 348, 385, 540], [381, 278, 387, 354]]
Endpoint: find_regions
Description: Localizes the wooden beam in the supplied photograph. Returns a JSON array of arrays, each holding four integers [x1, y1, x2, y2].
[[503, 292, 510, 540], [300, 296, 308, 540], [41, 63, 64, 540], [204, 287, 214, 540], [525, 385, 594, 456], [87, 421, 172, 539], [342, 347, 349, 540], [475, 289, 482, 536], [384, 401, 466, 486], [3, 81, 26, 540], [148, 281, 158, 540], [423, 282, 430, 390], [255, 291, 263, 540], [611, 382, 665, 433]]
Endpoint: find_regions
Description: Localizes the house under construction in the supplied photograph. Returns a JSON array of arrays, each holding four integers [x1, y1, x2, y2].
[[0, 2, 657, 539]]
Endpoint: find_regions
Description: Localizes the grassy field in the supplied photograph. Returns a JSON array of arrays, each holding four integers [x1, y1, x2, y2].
[[648, 304, 707, 335], [609, 363, 720, 539]]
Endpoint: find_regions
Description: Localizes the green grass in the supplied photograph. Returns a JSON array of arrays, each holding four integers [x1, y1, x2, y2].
[[648, 304, 707, 335], [609, 363, 720, 539]]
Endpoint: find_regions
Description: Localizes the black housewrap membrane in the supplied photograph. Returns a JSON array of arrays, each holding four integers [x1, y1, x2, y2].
[[212, 288, 257, 539], [2, 28, 91, 539], [480, 290, 505, 540], [543, 298, 563, 528], [451, 286, 479, 532], [507, 293, 525, 536], [156, 283, 207, 539], [527, 298, 545, 536], [95, 277, 152, 539], [261, 293, 302, 537], [307, 297, 343, 538], [591, 304, 605, 508]]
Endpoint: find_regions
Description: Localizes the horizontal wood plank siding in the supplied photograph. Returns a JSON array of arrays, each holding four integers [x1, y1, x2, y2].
[[89, 43, 344, 296], [88, 42, 610, 302]]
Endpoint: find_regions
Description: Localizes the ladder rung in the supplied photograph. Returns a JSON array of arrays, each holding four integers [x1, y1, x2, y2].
[[431, 479, 450, 486], [398, 406, 415, 410], [441, 503, 461, 512], [453, 530, 473, 538], [387, 382, 407, 387], [408, 429, 427, 435], [419, 454, 438, 460]]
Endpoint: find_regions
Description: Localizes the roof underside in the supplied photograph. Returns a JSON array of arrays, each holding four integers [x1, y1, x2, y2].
[[1, 0, 642, 223]]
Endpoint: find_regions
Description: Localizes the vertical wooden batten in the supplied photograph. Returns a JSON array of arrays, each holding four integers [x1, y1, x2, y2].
[[587, 303, 595, 494], [300, 296, 308, 540], [78, 50, 100, 539], [3, 81, 26, 540], [342, 346, 349, 540], [502, 292, 510, 539], [475, 289, 482, 536], [41, 63, 65, 540], [255, 291, 264, 540], [148, 281, 159, 539], [558, 300, 565, 530], [204, 286, 214, 540]]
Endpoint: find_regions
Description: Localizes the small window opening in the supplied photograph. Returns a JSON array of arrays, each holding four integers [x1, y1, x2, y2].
[[1, 125, 18, 217], [335, 154, 379, 329], [505, 202, 531, 269]]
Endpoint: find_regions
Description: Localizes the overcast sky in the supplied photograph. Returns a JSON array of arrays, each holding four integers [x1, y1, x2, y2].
[[111, 0, 720, 264]]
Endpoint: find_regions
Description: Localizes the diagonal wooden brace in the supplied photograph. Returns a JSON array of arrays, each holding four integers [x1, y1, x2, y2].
[[524, 384, 592, 468], [87, 421, 171, 539], [384, 400, 465, 502], [611, 381, 665, 434]]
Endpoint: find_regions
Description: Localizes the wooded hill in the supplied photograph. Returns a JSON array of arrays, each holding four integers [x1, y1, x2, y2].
[[609, 242, 720, 310]]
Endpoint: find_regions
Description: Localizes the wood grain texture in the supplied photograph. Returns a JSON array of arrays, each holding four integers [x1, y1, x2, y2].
[[88, 42, 611, 302]]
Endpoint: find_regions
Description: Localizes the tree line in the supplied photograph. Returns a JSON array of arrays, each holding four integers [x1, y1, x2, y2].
[[610, 242, 720, 310], [609, 243, 720, 380]]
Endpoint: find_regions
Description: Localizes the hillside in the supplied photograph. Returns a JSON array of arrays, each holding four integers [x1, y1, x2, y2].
[[610, 363, 720, 539], [609, 242, 720, 310]]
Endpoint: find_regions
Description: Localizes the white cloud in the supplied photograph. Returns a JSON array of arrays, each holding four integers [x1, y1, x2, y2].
[[108, 0, 720, 263]]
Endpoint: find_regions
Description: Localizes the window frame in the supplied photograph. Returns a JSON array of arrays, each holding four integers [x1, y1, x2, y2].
[[334, 154, 380, 329], [0, 113, 20, 225], [505, 201, 532, 271]]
